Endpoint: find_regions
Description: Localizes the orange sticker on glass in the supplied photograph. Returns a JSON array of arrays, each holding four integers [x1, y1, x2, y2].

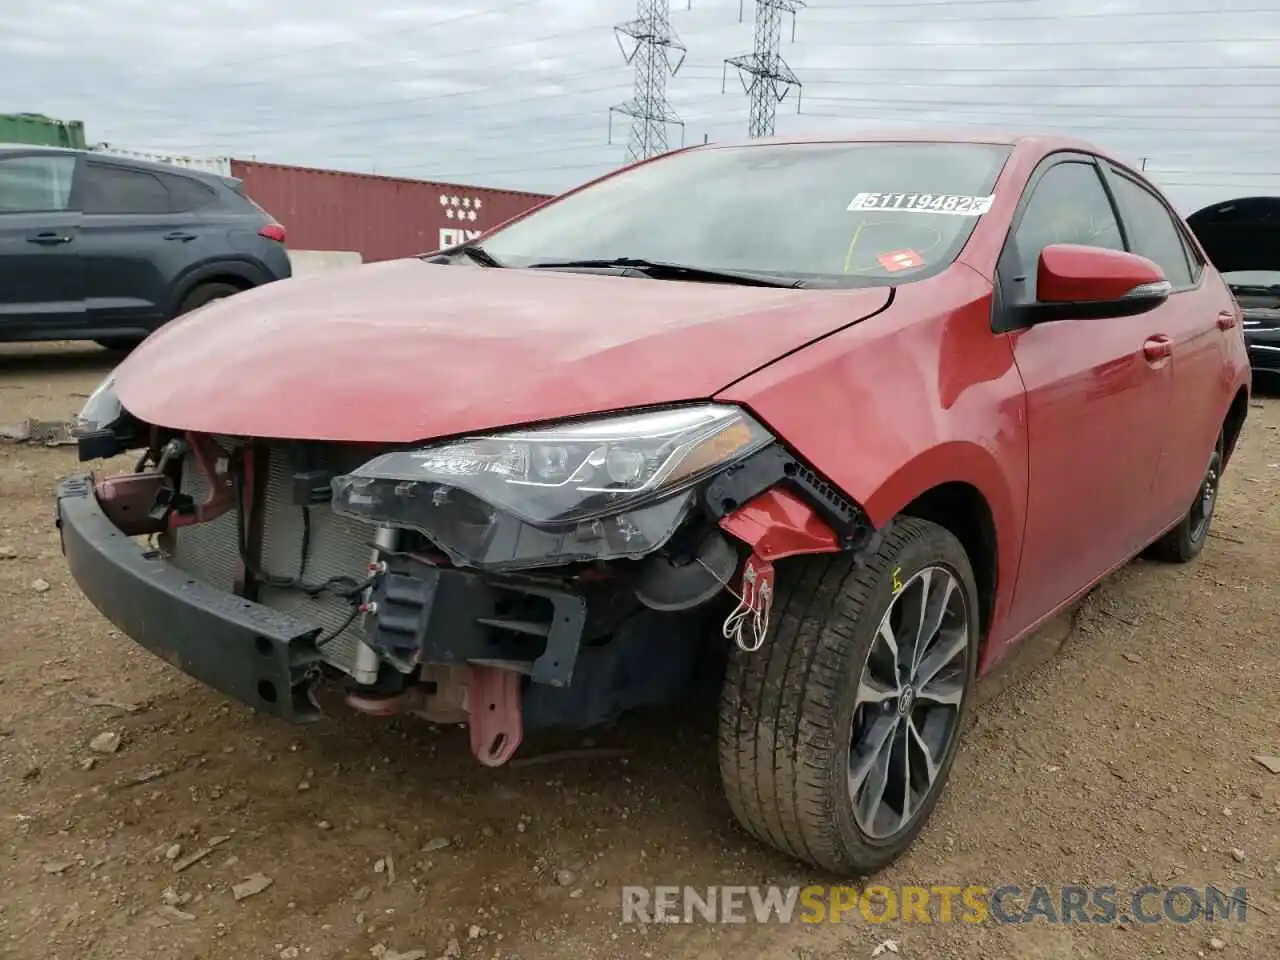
[[877, 249, 925, 272]]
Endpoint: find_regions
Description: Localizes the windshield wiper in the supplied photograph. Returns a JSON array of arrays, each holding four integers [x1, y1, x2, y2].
[[525, 257, 802, 288], [424, 243, 505, 268], [1231, 283, 1280, 295]]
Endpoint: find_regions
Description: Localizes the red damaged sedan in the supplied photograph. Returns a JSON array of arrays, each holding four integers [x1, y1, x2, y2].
[[60, 132, 1250, 875]]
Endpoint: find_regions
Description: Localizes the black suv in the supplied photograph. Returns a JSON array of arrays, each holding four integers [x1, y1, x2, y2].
[[0, 145, 291, 349]]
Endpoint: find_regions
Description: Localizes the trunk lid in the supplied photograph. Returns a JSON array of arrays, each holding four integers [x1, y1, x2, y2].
[[1186, 195, 1280, 276]]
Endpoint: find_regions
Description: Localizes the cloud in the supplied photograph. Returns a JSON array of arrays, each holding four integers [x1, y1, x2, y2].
[[3, 0, 1278, 211]]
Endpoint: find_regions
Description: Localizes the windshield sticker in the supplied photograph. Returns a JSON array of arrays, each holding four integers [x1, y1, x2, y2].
[[877, 249, 925, 272], [847, 193, 995, 216]]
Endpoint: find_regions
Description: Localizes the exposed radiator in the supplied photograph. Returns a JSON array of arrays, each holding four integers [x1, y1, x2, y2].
[[167, 442, 377, 674]]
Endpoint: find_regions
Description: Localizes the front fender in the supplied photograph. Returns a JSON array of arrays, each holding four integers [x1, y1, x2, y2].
[[716, 269, 1029, 639]]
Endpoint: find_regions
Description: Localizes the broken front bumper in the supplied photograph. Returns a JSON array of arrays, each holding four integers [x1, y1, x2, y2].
[[55, 473, 595, 729], [55, 475, 326, 722]]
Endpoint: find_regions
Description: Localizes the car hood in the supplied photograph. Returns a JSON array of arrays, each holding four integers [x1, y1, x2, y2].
[[114, 258, 892, 443], [1186, 196, 1280, 275]]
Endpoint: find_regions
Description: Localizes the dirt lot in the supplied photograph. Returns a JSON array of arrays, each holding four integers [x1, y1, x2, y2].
[[1, 342, 1277, 960]]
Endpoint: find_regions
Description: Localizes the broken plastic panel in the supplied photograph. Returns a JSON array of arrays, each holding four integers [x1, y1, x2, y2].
[[73, 373, 122, 437]]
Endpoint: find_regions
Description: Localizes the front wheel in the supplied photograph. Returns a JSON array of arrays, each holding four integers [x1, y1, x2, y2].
[[718, 517, 979, 875]]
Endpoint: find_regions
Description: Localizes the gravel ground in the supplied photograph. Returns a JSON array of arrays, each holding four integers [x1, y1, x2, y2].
[[1, 342, 1277, 960]]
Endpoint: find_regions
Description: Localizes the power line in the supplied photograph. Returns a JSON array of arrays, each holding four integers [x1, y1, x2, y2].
[[788, 35, 1280, 46], [116, 63, 1280, 137], [725, 0, 806, 138], [679, 65, 1280, 87], [137, 86, 1280, 155], [800, 4, 1278, 24], [609, 0, 688, 162], [75, 25, 624, 112], [798, 96, 1280, 120], [803, 0, 1268, 7], [127, 77, 642, 150], [115, 0, 555, 78], [695, 63, 1280, 73], [796, 106, 1280, 133]]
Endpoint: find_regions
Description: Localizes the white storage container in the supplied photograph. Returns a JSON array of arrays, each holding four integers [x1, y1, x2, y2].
[[89, 144, 233, 176]]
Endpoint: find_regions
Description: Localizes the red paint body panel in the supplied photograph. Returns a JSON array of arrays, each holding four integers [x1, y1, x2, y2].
[[113, 258, 892, 443], [118, 132, 1251, 677], [228, 160, 550, 263], [719, 489, 843, 562], [717, 267, 1031, 668]]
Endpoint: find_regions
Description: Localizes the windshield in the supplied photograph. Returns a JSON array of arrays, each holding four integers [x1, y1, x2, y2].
[[478, 141, 1012, 287]]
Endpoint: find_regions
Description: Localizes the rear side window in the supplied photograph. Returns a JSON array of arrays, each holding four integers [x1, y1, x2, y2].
[[1107, 172, 1194, 288], [157, 172, 218, 212], [0, 154, 76, 213], [1009, 161, 1124, 301], [83, 163, 171, 215]]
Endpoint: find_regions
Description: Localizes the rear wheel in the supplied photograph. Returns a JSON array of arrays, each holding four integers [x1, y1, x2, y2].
[[177, 281, 242, 315], [94, 338, 138, 352], [717, 517, 979, 875], [1146, 446, 1222, 563]]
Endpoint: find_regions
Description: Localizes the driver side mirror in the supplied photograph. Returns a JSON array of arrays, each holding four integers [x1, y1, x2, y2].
[[1023, 243, 1171, 323]]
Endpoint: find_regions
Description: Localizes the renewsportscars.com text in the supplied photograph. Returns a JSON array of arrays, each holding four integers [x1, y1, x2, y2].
[[620, 884, 1250, 925]]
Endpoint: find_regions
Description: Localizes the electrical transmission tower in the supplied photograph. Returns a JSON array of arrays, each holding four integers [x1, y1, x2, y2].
[[724, 0, 804, 138], [608, 1, 687, 163]]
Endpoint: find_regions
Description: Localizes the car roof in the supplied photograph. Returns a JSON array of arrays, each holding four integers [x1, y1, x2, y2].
[[696, 128, 1120, 160], [0, 143, 232, 185]]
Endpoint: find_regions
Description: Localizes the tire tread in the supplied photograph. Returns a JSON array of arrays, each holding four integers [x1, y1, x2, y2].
[[719, 517, 967, 873]]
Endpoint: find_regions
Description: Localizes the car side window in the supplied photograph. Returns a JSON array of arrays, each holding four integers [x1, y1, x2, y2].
[[1106, 171, 1194, 289], [1010, 161, 1124, 301], [82, 163, 172, 215], [158, 172, 217, 212], [0, 155, 76, 214]]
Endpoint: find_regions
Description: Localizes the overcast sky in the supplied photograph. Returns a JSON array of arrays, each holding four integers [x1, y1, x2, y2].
[[4, 0, 1278, 212]]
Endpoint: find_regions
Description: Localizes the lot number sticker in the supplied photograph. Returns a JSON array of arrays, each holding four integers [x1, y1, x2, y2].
[[847, 192, 994, 216]]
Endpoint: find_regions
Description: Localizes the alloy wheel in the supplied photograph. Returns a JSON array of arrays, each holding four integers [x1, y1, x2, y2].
[[848, 565, 971, 840], [1188, 457, 1220, 544]]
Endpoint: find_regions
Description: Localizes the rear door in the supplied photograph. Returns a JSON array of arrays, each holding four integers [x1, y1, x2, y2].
[[1103, 167, 1241, 526], [0, 151, 85, 334], [79, 160, 223, 332], [996, 155, 1172, 639]]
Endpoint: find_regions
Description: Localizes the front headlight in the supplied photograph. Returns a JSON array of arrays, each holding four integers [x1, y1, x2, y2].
[[331, 404, 773, 570], [73, 374, 123, 438]]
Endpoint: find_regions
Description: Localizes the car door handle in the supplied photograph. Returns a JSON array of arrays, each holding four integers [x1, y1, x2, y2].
[[27, 232, 73, 246], [1216, 310, 1237, 331], [163, 231, 197, 242], [1143, 335, 1172, 362]]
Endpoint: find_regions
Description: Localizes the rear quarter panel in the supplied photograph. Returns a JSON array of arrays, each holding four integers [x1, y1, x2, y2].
[[716, 267, 1029, 657]]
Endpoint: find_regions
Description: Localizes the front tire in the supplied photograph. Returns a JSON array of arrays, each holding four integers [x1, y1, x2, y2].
[[717, 517, 979, 875], [93, 283, 243, 353]]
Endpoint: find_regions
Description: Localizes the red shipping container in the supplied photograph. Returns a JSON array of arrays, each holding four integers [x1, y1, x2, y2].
[[228, 159, 552, 263]]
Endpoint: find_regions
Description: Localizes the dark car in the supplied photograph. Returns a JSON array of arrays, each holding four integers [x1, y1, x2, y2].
[[0, 145, 291, 349], [1187, 196, 1280, 378]]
